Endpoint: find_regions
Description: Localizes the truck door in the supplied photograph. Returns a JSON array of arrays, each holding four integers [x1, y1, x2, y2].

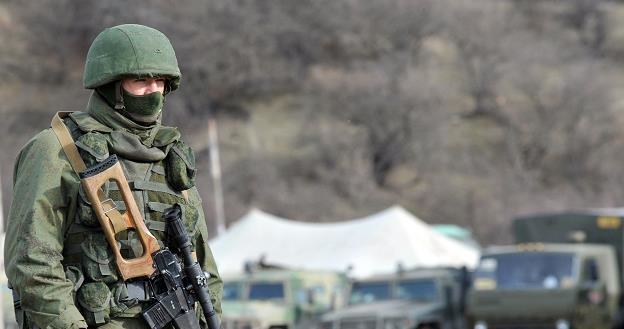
[[576, 258, 610, 329]]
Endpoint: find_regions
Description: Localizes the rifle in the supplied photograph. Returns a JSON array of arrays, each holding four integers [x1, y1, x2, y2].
[[142, 204, 220, 329], [80, 155, 220, 329]]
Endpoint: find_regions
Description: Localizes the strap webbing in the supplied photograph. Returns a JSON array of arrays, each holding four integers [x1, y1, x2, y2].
[[145, 220, 167, 232], [147, 202, 171, 213], [51, 112, 106, 200], [151, 164, 166, 176], [101, 199, 130, 234], [51, 112, 87, 173], [132, 180, 183, 198]]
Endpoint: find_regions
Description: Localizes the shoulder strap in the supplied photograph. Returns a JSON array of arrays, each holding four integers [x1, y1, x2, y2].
[[51, 111, 87, 174]]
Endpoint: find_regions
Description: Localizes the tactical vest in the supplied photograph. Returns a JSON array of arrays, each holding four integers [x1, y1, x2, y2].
[[54, 112, 199, 326]]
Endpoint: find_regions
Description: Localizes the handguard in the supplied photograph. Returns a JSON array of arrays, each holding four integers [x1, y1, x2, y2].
[[79, 155, 161, 280]]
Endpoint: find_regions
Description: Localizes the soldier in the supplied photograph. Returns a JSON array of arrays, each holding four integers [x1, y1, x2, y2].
[[4, 24, 223, 329]]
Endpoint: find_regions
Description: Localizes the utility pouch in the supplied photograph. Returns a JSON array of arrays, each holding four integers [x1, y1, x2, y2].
[[165, 140, 196, 191], [81, 234, 118, 283], [178, 203, 200, 239], [76, 132, 110, 167], [65, 265, 85, 298], [109, 282, 138, 317], [77, 282, 111, 326], [76, 187, 100, 227]]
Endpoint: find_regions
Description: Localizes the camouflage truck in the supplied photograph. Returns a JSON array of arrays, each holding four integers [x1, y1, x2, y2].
[[320, 267, 471, 329], [221, 269, 348, 329], [468, 210, 624, 329]]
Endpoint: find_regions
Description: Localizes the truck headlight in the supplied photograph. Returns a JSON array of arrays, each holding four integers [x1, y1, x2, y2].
[[556, 319, 570, 329], [474, 321, 487, 329]]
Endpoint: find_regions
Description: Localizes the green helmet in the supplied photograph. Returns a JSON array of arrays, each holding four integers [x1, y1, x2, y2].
[[83, 24, 181, 91]]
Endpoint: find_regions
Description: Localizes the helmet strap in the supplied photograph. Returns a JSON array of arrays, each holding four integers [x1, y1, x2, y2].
[[114, 81, 125, 110], [163, 80, 172, 95]]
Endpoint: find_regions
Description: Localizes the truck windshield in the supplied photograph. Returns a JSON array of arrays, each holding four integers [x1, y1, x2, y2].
[[475, 252, 576, 290], [349, 281, 391, 304], [249, 282, 285, 301], [396, 279, 438, 302], [223, 281, 243, 301]]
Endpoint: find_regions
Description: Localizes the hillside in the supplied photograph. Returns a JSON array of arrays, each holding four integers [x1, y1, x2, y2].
[[3, 0, 624, 243]]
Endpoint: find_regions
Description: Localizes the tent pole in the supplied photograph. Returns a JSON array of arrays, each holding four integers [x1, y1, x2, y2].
[[208, 116, 226, 236]]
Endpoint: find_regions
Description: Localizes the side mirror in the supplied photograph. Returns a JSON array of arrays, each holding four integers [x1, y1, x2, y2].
[[579, 259, 600, 289], [444, 286, 455, 317], [307, 288, 316, 305], [587, 261, 599, 283]]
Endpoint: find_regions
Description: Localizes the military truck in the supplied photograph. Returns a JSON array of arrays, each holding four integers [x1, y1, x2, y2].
[[221, 269, 348, 329], [320, 267, 471, 329], [468, 209, 624, 329]]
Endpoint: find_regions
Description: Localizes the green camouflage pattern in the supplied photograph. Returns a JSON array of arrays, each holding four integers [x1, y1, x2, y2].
[[222, 270, 348, 329], [4, 92, 222, 329], [83, 24, 181, 90], [165, 140, 196, 191]]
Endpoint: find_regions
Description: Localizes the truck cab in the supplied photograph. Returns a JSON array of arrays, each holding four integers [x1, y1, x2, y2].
[[320, 267, 471, 329], [221, 269, 348, 329], [468, 210, 624, 329]]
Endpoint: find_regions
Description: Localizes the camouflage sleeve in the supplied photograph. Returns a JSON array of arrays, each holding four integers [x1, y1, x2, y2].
[[4, 129, 87, 329], [189, 187, 223, 327]]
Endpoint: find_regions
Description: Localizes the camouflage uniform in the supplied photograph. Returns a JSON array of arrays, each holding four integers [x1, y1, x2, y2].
[[4, 24, 223, 329]]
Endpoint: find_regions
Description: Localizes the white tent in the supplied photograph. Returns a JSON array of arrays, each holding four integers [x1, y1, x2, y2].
[[209, 206, 479, 278]]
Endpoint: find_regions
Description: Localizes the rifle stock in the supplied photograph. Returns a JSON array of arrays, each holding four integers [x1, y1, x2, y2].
[[79, 155, 161, 280]]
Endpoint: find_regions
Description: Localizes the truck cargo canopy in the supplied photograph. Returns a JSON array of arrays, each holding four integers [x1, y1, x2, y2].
[[210, 206, 480, 278]]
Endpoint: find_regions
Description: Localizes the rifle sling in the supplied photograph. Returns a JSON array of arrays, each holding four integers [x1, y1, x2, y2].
[[52, 112, 128, 234], [51, 112, 87, 173]]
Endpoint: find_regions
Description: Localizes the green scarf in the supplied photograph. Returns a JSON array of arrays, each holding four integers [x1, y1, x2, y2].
[[71, 92, 181, 162]]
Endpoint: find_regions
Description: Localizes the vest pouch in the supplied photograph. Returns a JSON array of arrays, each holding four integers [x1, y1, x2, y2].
[[77, 282, 111, 327], [178, 203, 200, 239], [65, 265, 85, 300], [165, 140, 196, 191], [81, 234, 118, 283], [109, 282, 135, 317], [75, 131, 110, 168], [76, 187, 100, 227]]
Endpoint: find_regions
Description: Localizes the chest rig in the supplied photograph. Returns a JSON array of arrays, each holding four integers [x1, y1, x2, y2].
[[50, 112, 200, 324]]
